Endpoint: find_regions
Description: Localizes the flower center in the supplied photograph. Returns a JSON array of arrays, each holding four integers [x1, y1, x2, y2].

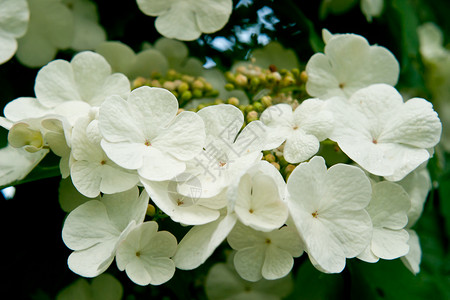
[[312, 210, 319, 218], [144, 139, 151, 146], [339, 82, 345, 89]]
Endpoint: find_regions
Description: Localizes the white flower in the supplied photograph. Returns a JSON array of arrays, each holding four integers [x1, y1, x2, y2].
[[136, 0, 233, 41], [141, 174, 227, 226], [328, 84, 442, 181], [178, 104, 266, 198], [0, 0, 29, 64], [286, 156, 372, 273], [34, 51, 130, 109], [70, 115, 139, 198], [205, 261, 294, 300], [99, 86, 206, 181], [63, 0, 106, 51], [228, 160, 288, 232], [305, 32, 399, 99], [115, 221, 177, 286], [16, 0, 74, 67], [260, 100, 333, 163], [61, 187, 149, 277], [357, 181, 410, 262], [227, 222, 303, 281]]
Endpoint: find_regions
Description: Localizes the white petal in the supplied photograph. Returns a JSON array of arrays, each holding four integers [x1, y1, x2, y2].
[[193, 0, 232, 34], [283, 131, 320, 163], [152, 111, 205, 161], [67, 241, 115, 277], [155, 3, 201, 41], [368, 181, 410, 229], [262, 246, 295, 280], [233, 246, 265, 282], [400, 229, 421, 275], [197, 104, 243, 145], [371, 227, 409, 259], [173, 213, 237, 270]]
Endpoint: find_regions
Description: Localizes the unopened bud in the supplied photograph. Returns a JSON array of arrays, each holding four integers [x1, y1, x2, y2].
[[246, 110, 258, 122], [235, 74, 248, 86], [227, 97, 239, 106], [300, 70, 308, 83]]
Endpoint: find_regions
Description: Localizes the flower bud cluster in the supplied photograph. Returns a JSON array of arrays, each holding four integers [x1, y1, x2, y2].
[[132, 69, 220, 106]]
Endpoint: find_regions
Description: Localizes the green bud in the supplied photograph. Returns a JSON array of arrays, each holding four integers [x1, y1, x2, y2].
[[181, 90, 192, 102], [253, 102, 263, 112], [261, 96, 272, 107], [225, 83, 235, 91], [264, 153, 276, 163], [227, 97, 239, 106], [192, 88, 203, 98], [246, 110, 258, 122], [177, 82, 190, 94]]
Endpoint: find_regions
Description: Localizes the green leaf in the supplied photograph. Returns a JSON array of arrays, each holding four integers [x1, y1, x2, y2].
[[286, 258, 345, 300]]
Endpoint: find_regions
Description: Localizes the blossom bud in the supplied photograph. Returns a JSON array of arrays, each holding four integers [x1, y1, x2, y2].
[[163, 81, 176, 91], [225, 83, 235, 91], [271, 161, 280, 171], [192, 79, 205, 90], [132, 76, 147, 88], [300, 70, 308, 83], [180, 91, 192, 102], [261, 96, 272, 107], [246, 110, 258, 122], [227, 97, 239, 106], [192, 88, 203, 98], [264, 153, 276, 163], [146, 204, 156, 217], [235, 74, 248, 86], [177, 82, 190, 94]]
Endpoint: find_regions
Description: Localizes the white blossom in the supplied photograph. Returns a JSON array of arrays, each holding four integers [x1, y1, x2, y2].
[[178, 104, 266, 199], [99, 86, 205, 181], [0, 0, 29, 64], [136, 0, 233, 41], [305, 32, 399, 99], [260, 100, 333, 163], [62, 187, 149, 277], [16, 0, 74, 67], [227, 222, 303, 281], [70, 115, 139, 198], [115, 221, 177, 286], [286, 156, 372, 273], [328, 84, 442, 181], [357, 181, 410, 262]]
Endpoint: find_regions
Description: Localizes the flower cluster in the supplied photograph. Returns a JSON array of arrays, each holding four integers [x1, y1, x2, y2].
[[0, 24, 442, 290]]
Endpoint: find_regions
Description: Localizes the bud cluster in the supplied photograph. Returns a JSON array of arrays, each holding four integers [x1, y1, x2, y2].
[[132, 69, 220, 106]]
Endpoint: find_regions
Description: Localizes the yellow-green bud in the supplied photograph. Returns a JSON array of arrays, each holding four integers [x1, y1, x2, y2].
[[300, 70, 308, 83], [235, 74, 248, 86], [271, 162, 281, 171], [181, 90, 192, 102], [150, 79, 161, 88], [192, 88, 203, 98], [177, 82, 190, 94], [264, 153, 276, 163], [246, 110, 258, 122], [146, 204, 156, 217], [261, 96, 272, 107], [204, 82, 213, 92], [132, 76, 147, 88], [192, 79, 204, 90], [227, 97, 239, 106], [253, 102, 263, 112], [225, 83, 235, 91], [167, 69, 178, 80], [225, 71, 235, 82], [214, 98, 224, 105], [163, 81, 176, 91], [177, 108, 185, 115], [250, 77, 260, 87], [284, 164, 296, 174]]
